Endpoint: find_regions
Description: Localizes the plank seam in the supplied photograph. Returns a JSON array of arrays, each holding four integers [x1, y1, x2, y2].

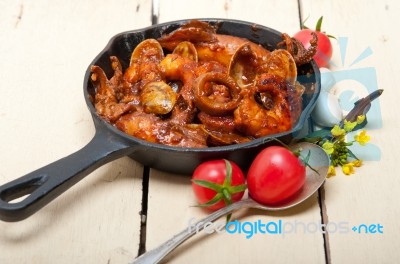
[[318, 186, 331, 264], [137, 166, 150, 256], [151, 0, 159, 25]]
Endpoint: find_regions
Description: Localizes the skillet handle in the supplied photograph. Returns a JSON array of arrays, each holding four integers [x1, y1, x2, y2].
[[0, 129, 133, 222]]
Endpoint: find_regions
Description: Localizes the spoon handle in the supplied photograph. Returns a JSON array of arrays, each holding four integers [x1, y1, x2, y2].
[[132, 199, 252, 264]]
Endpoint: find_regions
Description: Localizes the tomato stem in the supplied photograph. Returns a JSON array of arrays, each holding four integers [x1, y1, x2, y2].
[[228, 184, 248, 193], [222, 159, 233, 187], [315, 16, 323, 32], [301, 15, 336, 40], [269, 137, 320, 174], [192, 160, 247, 212], [193, 193, 223, 208], [192, 179, 223, 192], [222, 188, 232, 205], [300, 15, 310, 29], [269, 137, 290, 149], [299, 150, 320, 175]]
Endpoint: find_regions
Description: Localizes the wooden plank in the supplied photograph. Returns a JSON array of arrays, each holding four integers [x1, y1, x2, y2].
[[0, 0, 152, 263], [145, 1, 326, 263], [157, 0, 300, 31], [300, 0, 400, 263]]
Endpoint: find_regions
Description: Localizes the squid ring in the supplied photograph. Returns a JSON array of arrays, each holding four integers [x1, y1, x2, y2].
[[194, 72, 242, 116]]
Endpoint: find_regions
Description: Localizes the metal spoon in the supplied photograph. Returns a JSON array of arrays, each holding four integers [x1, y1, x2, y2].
[[132, 142, 330, 264]]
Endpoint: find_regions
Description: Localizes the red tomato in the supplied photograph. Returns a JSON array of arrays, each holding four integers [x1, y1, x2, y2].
[[247, 146, 306, 205], [294, 29, 332, 68], [192, 160, 246, 211], [294, 16, 333, 68]]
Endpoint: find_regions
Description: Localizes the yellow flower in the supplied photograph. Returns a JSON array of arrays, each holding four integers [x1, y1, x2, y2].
[[352, 159, 363, 167], [331, 125, 345, 137], [357, 115, 366, 124], [328, 166, 336, 177], [342, 163, 355, 175], [354, 130, 370, 146], [344, 119, 358, 132], [322, 141, 334, 155]]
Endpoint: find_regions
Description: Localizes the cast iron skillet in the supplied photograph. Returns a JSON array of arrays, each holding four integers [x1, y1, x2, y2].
[[0, 18, 320, 222]]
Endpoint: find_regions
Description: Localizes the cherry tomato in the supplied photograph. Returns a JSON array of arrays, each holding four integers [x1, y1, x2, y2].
[[192, 159, 246, 211], [247, 146, 306, 205], [294, 16, 333, 68]]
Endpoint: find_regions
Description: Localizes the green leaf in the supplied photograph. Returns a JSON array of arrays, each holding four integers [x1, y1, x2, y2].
[[192, 179, 222, 192], [226, 213, 232, 223], [222, 188, 232, 205], [228, 184, 248, 194], [304, 150, 311, 164], [223, 159, 232, 187], [347, 148, 360, 160], [315, 16, 324, 31], [327, 34, 337, 40], [194, 193, 223, 208]]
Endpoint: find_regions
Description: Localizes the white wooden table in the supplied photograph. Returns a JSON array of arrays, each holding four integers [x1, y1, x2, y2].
[[1, 0, 399, 263]]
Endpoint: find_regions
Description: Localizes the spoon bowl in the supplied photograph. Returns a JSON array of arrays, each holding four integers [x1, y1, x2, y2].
[[132, 142, 330, 264]]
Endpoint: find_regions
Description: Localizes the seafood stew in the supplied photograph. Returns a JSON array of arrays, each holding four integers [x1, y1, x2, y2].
[[87, 19, 320, 149]]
